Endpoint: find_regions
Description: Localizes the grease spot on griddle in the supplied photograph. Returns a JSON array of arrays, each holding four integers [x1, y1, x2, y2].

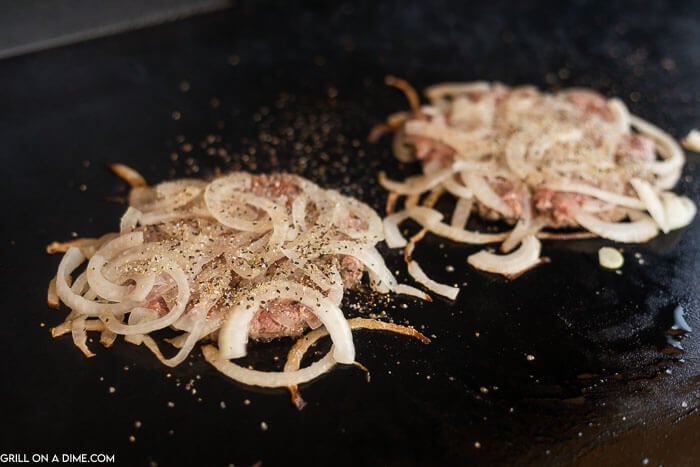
[[662, 305, 692, 354]]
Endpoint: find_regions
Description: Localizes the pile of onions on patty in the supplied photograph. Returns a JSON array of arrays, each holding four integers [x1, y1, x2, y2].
[[47, 166, 428, 399], [374, 77, 696, 291]]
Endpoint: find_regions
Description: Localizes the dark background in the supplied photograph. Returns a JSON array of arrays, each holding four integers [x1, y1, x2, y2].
[[1, 1, 699, 466]]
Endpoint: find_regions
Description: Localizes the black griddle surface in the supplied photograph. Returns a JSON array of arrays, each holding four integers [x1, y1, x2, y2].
[[1, 1, 699, 466]]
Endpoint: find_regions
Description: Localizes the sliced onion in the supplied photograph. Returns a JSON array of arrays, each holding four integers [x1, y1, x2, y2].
[[86, 232, 146, 302], [450, 94, 495, 134], [141, 318, 205, 368], [407, 260, 459, 300], [86, 254, 132, 302], [110, 163, 147, 188], [325, 189, 384, 242], [280, 254, 344, 305], [629, 114, 685, 178], [285, 317, 429, 374], [324, 243, 397, 293], [70, 271, 88, 295], [384, 205, 505, 247], [137, 206, 212, 226], [501, 218, 545, 253], [99, 328, 117, 348], [395, 284, 432, 301], [56, 248, 133, 317], [47, 277, 59, 309], [421, 186, 445, 209], [131, 180, 204, 213], [284, 317, 430, 408], [100, 261, 189, 335], [407, 259, 459, 300], [598, 246, 624, 270], [465, 172, 514, 218], [52, 314, 103, 337], [204, 174, 272, 232], [123, 307, 159, 345], [392, 125, 416, 163], [71, 316, 96, 358], [120, 206, 142, 233], [574, 211, 659, 243], [238, 194, 289, 250], [467, 235, 542, 277], [504, 133, 532, 180], [428, 219, 507, 244], [218, 280, 355, 364], [385, 75, 421, 111], [46, 234, 116, 258], [450, 197, 473, 229], [543, 181, 645, 210], [383, 206, 443, 248], [607, 98, 631, 135], [203, 344, 338, 388], [425, 81, 491, 102], [655, 167, 683, 191], [682, 129, 700, 152], [404, 120, 496, 157], [630, 178, 669, 233], [291, 194, 308, 233], [379, 163, 463, 195], [442, 172, 473, 199], [660, 192, 697, 230]]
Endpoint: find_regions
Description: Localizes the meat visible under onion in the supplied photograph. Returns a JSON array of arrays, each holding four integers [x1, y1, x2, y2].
[[376, 79, 696, 284], [48, 169, 422, 395]]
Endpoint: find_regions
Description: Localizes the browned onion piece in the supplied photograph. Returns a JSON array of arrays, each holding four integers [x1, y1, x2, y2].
[[284, 317, 430, 409]]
